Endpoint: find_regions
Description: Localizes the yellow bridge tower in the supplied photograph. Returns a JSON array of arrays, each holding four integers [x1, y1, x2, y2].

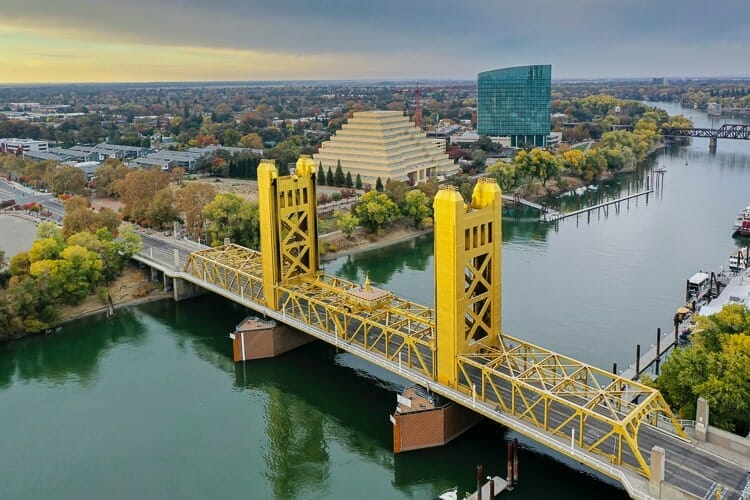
[[433, 178, 502, 387], [257, 156, 319, 310]]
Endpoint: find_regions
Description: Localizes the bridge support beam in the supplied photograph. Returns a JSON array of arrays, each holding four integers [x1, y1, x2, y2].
[[709, 136, 717, 152], [433, 179, 502, 387], [391, 386, 482, 453], [231, 317, 314, 362], [172, 277, 202, 302]]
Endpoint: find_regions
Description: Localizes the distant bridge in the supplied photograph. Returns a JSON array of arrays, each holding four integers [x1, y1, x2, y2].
[[661, 124, 750, 150]]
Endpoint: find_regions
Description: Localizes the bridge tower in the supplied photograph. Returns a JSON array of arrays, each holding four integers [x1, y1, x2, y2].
[[433, 179, 502, 387], [257, 156, 319, 310]]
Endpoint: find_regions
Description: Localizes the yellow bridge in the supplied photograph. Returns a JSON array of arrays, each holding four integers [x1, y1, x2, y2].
[[134, 157, 749, 500]]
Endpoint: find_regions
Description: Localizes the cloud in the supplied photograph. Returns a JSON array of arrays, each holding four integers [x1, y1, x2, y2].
[[1, 0, 749, 81]]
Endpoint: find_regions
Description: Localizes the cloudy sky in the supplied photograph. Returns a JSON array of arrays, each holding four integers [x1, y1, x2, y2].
[[1, 0, 747, 83]]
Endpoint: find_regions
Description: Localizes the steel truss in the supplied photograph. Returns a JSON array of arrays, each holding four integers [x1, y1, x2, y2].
[[456, 334, 687, 476], [662, 123, 750, 139], [180, 243, 688, 479]]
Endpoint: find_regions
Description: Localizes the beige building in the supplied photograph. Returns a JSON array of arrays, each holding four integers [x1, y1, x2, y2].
[[313, 110, 458, 186]]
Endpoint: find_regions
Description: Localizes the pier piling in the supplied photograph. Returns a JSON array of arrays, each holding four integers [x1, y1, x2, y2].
[[635, 344, 641, 379]]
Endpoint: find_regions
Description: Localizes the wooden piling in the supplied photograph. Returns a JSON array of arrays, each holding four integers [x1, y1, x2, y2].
[[477, 464, 483, 500], [513, 438, 519, 484], [506, 441, 514, 490], [635, 344, 641, 378]]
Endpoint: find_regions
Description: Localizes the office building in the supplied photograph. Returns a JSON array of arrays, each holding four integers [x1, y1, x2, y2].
[[477, 65, 551, 147]]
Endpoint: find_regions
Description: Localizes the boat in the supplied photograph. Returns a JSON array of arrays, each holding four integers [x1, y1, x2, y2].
[[732, 206, 750, 234], [435, 487, 459, 500], [654, 166, 667, 173], [738, 220, 750, 237], [729, 247, 750, 272]]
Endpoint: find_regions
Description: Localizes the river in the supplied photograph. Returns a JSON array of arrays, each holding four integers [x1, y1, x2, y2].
[[1, 103, 749, 499]]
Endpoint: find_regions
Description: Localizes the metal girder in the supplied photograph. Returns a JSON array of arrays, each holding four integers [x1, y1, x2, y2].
[[456, 333, 688, 477], [662, 124, 750, 139], [183, 244, 265, 301]]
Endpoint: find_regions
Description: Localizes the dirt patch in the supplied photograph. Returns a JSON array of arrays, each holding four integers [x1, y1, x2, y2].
[[56, 265, 170, 324]]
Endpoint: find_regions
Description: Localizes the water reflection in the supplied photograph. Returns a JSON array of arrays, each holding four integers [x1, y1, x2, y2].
[[0, 309, 146, 389]]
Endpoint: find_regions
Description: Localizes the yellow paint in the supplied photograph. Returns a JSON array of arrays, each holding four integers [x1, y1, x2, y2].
[[257, 160, 281, 309], [433, 179, 502, 387]]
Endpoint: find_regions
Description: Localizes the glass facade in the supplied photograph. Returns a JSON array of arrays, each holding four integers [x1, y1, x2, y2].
[[477, 65, 551, 147]]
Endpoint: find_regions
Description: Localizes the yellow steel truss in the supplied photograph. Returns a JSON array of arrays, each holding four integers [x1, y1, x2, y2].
[[178, 155, 689, 481], [184, 244, 265, 302], [457, 333, 688, 476]]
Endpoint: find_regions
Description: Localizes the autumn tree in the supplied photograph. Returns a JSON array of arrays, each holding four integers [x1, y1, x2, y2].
[[62, 196, 120, 238], [94, 160, 130, 197], [486, 161, 517, 191], [176, 182, 217, 239], [240, 132, 264, 149], [50, 165, 88, 195], [114, 168, 171, 224], [146, 188, 177, 229]]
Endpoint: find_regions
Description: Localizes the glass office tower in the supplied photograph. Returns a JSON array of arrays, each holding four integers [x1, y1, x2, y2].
[[477, 65, 551, 147]]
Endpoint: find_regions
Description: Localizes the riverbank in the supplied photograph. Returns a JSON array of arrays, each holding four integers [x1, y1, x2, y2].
[[320, 222, 433, 261]]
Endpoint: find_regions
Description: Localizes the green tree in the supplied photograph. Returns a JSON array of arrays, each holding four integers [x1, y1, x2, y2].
[[354, 191, 400, 232], [402, 189, 432, 228], [485, 161, 516, 191], [334, 160, 345, 186], [335, 211, 359, 238], [326, 166, 334, 186], [146, 188, 178, 229], [202, 193, 260, 249], [345, 171, 353, 188], [375, 177, 384, 192], [355, 173, 363, 190], [657, 304, 750, 433], [317, 162, 326, 185]]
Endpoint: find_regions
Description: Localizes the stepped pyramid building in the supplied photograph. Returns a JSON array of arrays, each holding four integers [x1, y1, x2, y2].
[[313, 111, 457, 186]]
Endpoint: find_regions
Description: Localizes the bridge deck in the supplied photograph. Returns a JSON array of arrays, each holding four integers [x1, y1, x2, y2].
[[135, 237, 750, 499]]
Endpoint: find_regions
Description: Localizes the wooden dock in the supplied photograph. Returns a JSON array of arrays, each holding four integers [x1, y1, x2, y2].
[[541, 189, 654, 223], [503, 190, 654, 223]]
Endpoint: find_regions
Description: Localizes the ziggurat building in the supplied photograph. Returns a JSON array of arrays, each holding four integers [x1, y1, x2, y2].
[[313, 111, 458, 186]]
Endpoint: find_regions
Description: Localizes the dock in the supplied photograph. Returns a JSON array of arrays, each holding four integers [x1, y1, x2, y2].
[[466, 476, 507, 500], [503, 190, 654, 223]]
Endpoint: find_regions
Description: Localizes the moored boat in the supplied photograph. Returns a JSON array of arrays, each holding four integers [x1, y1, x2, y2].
[[732, 205, 750, 234]]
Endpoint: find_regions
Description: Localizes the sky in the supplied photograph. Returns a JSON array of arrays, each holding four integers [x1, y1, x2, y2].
[[1, 0, 748, 83]]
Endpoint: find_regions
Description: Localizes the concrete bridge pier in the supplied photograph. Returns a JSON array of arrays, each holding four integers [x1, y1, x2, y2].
[[172, 277, 202, 302], [709, 137, 717, 152], [230, 317, 314, 362], [391, 386, 482, 453]]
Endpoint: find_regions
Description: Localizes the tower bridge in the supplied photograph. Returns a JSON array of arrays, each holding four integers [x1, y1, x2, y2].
[[133, 156, 749, 500]]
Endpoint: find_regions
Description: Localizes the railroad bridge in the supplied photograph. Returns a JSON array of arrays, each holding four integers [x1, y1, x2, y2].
[[134, 156, 749, 499], [661, 124, 750, 151]]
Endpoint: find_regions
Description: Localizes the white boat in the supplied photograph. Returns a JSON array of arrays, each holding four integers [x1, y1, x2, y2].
[[655, 166, 667, 173], [733, 206, 750, 233]]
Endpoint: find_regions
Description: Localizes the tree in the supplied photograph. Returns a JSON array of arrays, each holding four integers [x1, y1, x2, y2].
[[176, 182, 217, 239], [239, 132, 264, 149], [375, 177, 384, 192], [202, 193, 260, 249], [472, 149, 487, 170], [354, 191, 400, 232], [355, 173, 363, 190], [345, 171, 353, 188], [267, 139, 300, 175], [146, 188, 177, 229], [317, 162, 325, 185], [335, 211, 359, 238], [94, 160, 130, 197], [326, 166, 334, 186], [50, 165, 88, 195], [114, 168, 171, 223], [486, 161, 517, 191], [657, 304, 750, 434], [334, 160, 345, 187], [402, 189, 432, 228]]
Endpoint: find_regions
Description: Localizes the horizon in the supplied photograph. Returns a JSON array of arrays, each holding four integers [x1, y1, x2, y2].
[[1, 1, 748, 84]]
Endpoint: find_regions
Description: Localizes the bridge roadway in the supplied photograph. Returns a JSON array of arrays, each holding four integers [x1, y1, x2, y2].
[[133, 232, 750, 499]]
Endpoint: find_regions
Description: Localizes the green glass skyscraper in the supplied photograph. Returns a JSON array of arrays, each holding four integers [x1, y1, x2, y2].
[[477, 65, 551, 147]]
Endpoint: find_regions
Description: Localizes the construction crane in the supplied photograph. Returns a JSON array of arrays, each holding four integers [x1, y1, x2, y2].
[[395, 83, 426, 130]]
